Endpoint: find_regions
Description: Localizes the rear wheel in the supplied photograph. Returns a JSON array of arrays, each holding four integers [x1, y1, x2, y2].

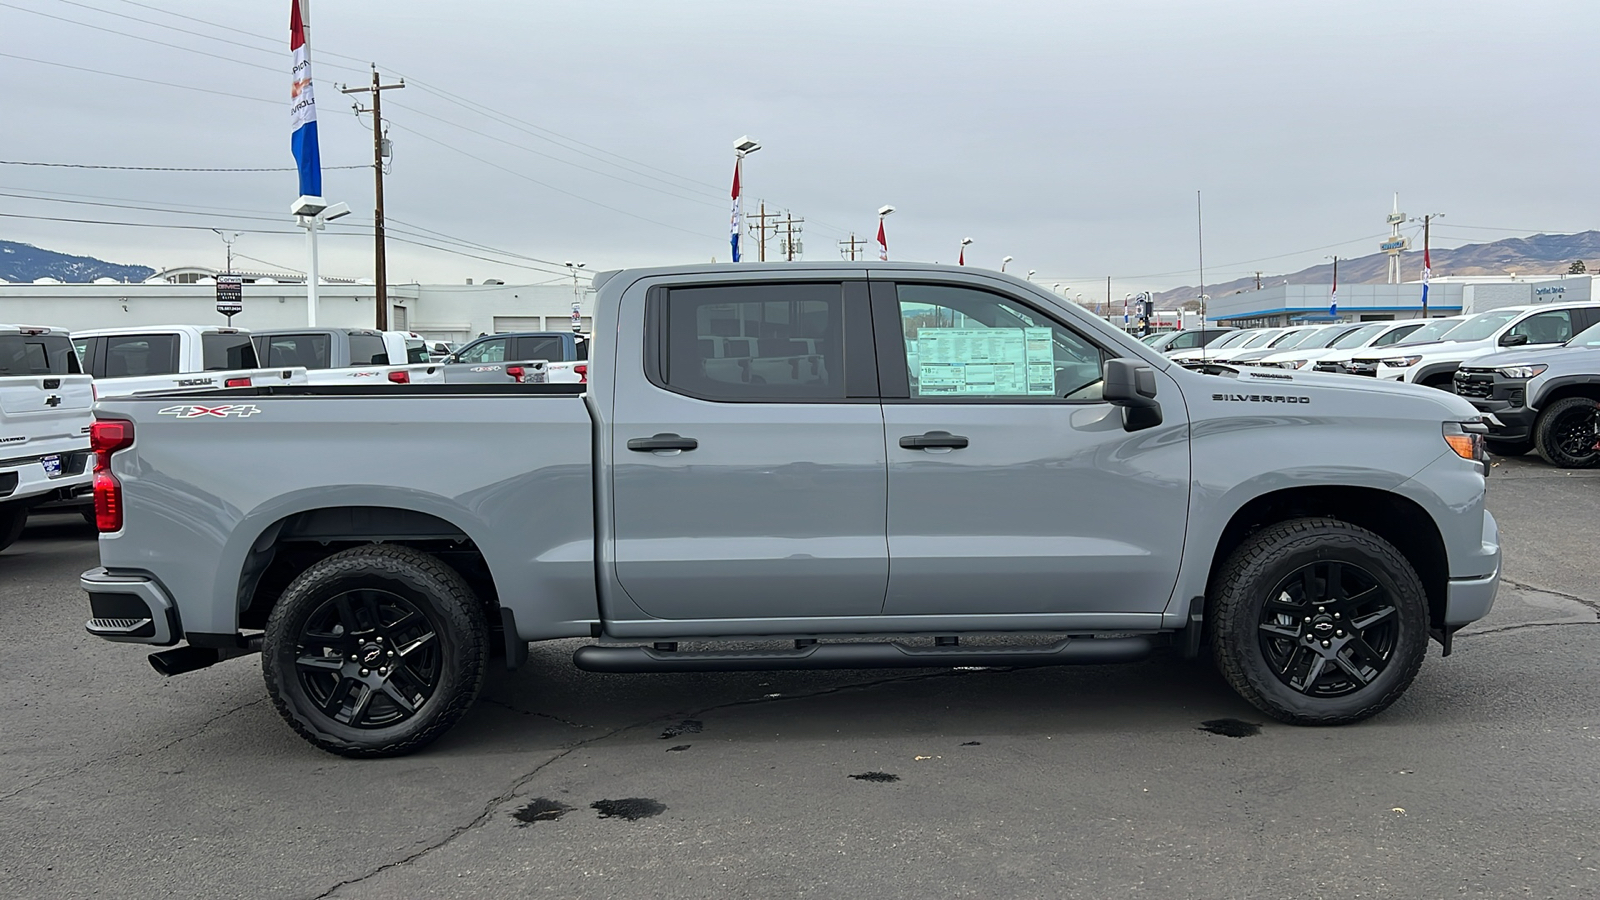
[[1211, 518, 1428, 725], [0, 503, 27, 553], [262, 544, 489, 757], [1534, 397, 1600, 469]]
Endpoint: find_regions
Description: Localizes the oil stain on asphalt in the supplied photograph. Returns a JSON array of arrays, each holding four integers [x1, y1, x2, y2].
[[512, 798, 572, 826], [666, 744, 691, 752], [850, 772, 900, 783], [1198, 718, 1262, 738], [592, 798, 667, 820], [659, 719, 703, 739]]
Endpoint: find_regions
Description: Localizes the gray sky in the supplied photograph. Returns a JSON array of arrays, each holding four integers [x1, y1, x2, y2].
[[3, 0, 1597, 294]]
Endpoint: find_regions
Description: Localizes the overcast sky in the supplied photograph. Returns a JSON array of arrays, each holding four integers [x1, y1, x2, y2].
[[3, 0, 1597, 294]]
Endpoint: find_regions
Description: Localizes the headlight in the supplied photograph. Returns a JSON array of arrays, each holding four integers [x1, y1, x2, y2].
[[1497, 364, 1547, 379], [1381, 355, 1423, 367], [1281, 360, 1309, 370]]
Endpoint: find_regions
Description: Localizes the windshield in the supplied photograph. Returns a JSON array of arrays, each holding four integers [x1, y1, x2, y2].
[[1397, 318, 1463, 344], [1267, 328, 1317, 349], [1205, 330, 1254, 350], [1569, 321, 1600, 348], [1241, 329, 1282, 348], [1329, 323, 1387, 349], [1444, 310, 1521, 342], [1294, 325, 1360, 351], [1139, 333, 1164, 345]]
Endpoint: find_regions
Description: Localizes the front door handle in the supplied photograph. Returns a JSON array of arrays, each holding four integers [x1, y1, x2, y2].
[[899, 431, 969, 450], [627, 433, 698, 452]]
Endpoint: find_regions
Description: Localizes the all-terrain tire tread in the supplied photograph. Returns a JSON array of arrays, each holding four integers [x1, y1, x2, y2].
[[1210, 517, 1428, 726], [262, 544, 489, 758]]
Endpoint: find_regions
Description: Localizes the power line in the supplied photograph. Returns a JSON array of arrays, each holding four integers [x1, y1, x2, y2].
[[103, 0, 386, 71], [0, 159, 367, 172], [0, 1, 282, 74], [0, 51, 278, 104]]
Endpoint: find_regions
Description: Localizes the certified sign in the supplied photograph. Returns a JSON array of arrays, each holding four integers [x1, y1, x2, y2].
[[215, 275, 244, 316]]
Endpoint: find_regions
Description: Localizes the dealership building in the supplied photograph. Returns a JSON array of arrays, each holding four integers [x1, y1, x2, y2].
[[1204, 274, 1593, 327]]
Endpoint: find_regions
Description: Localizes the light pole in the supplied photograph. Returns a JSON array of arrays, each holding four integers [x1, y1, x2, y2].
[[959, 237, 973, 266], [877, 205, 894, 261], [1001, 255, 1013, 272], [565, 261, 587, 331], [1026, 269, 1036, 282], [732, 136, 760, 262], [211, 229, 241, 275], [291, 197, 350, 327]]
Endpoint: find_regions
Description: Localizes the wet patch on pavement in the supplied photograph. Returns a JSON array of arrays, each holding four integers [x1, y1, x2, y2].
[[511, 798, 572, 826], [658, 719, 703, 739], [1198, 718, 1262, 738], [849, 771, 900, 783], [666, 744, 691, 752], [591, 798, 666, 820]]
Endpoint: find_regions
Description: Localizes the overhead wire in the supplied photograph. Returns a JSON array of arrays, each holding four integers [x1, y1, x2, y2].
[[0, 51, 278, 105], [0, 0, 282, 74], [0, 159, 367, 172]]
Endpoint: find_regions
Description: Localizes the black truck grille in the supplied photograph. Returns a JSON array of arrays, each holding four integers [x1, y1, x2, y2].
[[1454, 370, 1494, 399]]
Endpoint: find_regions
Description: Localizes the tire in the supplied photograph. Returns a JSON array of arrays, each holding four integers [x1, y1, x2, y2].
[[1485, 437, 1533, 457], [1534, 396, 1600, 469], [1211, 518, 1428, 726], [80, 507, 98, 528], [0, 503, 27, 553], [262, 544, 490, 757]]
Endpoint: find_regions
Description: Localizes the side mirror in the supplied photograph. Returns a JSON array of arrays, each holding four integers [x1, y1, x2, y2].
[[1500, 333, 1529, 347], [1103, 358, 1162, 432]]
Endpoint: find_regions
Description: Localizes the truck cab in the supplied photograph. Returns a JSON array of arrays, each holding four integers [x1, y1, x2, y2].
[[71, 325, 303, 398]]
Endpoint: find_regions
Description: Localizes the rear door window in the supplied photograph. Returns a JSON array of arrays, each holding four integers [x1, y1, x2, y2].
[[517, 336, 567, 362], [261, 334, 332, 369], [201, 332, 257, 370], [102, 334, 180, 378], [456, 338, 509, 364], [405, 340, 430, 363], [654, 282, 849, 401], [348, 333, 389, 365]]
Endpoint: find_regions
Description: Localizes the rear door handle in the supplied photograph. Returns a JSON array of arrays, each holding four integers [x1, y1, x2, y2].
[[898, 431, 969, 450], [627, 433, 698, 452]]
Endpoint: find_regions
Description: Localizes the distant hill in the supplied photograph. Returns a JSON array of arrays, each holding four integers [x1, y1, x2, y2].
[[0, 240, 153, 284], [1153, 231, 1600, 308]]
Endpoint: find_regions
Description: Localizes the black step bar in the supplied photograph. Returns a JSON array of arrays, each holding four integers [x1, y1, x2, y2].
[[572, 636, 1151, 673]]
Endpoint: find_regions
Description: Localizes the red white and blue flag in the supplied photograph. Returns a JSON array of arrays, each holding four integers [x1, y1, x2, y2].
[[289, 0, 321, 198], [876, 218, 888, 261], [729, 160, 742, 262], [1420, 244, 1431, 310], [1330, 257, 1339, 318]]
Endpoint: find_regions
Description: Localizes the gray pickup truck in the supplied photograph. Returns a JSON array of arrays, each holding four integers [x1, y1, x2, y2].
[[81, 263, 1501, 757], [1454, 319, 1600, 467]]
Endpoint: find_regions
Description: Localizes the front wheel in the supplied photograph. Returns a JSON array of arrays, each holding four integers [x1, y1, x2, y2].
[[1534, 397, 1600, 468], [1211, 518, 1428, 725], [262, 544, 489, 757]]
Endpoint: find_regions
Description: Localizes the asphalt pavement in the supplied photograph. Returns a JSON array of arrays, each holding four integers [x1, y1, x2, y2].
[[1, 455, 1596, 899]]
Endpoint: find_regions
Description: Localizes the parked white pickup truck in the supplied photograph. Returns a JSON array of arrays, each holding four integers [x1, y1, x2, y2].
[[71, 325, 305, 398], [1, 325, 93, 549]]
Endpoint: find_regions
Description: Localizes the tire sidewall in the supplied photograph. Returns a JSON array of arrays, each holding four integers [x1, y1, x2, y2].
[[1216, 525, 1428, 723], [262, 551, 484, 754], [0, 503, 27, 553], [1536, 397, 1600, 469]]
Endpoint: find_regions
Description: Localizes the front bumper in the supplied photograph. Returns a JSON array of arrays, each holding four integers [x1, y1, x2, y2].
[[1444, 509, 1500, 627], [1466, 399, 1536, 441], [81, 567, 180, 646]]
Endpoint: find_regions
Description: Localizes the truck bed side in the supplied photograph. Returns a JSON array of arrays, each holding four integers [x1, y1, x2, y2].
[[93, 385, 596, 642]]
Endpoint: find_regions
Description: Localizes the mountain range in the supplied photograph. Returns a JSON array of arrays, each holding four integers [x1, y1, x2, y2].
[[0, 240, 154, 284], [1150, 231, 1600, 309]]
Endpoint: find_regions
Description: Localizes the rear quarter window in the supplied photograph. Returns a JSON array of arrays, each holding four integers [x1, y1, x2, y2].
[[348, 333, 389, 365], [202, 333, 258, 370]]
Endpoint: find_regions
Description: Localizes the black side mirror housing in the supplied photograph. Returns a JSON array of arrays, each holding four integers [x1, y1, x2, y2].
[[1500, 333, 1529, 347], [1103, 358, 1162, 432]]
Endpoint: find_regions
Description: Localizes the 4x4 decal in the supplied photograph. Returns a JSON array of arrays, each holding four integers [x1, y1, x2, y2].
[[158, 404, 262, 419]]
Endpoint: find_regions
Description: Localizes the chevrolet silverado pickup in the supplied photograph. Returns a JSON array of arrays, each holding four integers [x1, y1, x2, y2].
[[1, 325, 93, 549], [81, 263, 1502, 756], [71, 325, 306, 398]]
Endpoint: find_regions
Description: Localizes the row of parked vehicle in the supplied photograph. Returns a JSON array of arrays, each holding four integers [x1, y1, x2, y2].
[[1143, 299, 1600, 467], [0, 324, 590, 550]]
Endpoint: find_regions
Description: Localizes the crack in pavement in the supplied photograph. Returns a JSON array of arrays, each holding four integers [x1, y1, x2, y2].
[[1460, 620, 1600, 636], [310, 667, 985, 899], [478, 697, 590, 729], [0, 696, 267, 804], [1502, 578, 1600, 612]]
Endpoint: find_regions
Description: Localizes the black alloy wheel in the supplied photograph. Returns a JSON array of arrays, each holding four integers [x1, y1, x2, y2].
[[293, 588, 442, 729], [1256, 561, 1398, 698], [1535, 397, 1600, 469], [263, 544, 489, 757], [1211, 518, 1428, 725]]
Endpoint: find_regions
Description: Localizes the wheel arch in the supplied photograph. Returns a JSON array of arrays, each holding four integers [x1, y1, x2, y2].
[[1534, 376, 1600, 410], [1203, 486, 1450, 633]]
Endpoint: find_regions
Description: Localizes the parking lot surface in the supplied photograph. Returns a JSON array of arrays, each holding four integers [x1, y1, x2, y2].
[[2, 455, 1597, 899]]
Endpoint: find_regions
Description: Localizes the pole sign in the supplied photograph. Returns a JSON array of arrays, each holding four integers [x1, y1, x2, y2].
[[571, 301, 582, 333], [215, 275, 244, 319]]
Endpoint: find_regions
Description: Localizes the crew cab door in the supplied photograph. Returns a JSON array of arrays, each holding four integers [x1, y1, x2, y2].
[[870, 277, 1190, 617], [607, 275, 888, 620]]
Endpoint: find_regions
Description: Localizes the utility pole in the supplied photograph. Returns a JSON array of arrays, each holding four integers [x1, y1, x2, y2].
[[776, 211, 805, 261], [1410, 212, 1443, 318], [342, 67, 405, 330], [211, 229, 240, 274], [747, 201, 780, 262], [838, 233, 867, 260], [1254, 271, 1262, 290]]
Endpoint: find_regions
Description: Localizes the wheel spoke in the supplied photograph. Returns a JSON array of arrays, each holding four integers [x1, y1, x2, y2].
[[1331, 651, 1375, 685], [397, 630, 436, 658], [1300, 568, 1317, 603], [320, 676, 358, 717], [1259, 622, 1301, 640], [343, 683, 375, 725], [1324, 562, 1343, 602], [1334, 584, 1379, 611], [1276, 643, 1307, 678], [1350, 606, 1395, 631], [378, 680, 417, 714], [295, 653, 344, 672], [333, 595, 361, 635], [1347, 633, 1388, 668], [1298, 655, 1328, 693]]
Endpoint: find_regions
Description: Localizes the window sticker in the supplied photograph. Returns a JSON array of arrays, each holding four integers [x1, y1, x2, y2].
[[914, 327, 1055, 396]]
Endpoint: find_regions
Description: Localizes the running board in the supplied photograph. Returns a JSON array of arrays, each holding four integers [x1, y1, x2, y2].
[[572, 636, 1151, 674]]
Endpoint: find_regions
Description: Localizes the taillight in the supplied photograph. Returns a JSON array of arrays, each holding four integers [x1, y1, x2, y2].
[[506, 366, 525, 383], [225, 376, 252, 388], [387, 370, 410, 384], [574, 364, 588, 384], [90, 419, 134, 533]]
